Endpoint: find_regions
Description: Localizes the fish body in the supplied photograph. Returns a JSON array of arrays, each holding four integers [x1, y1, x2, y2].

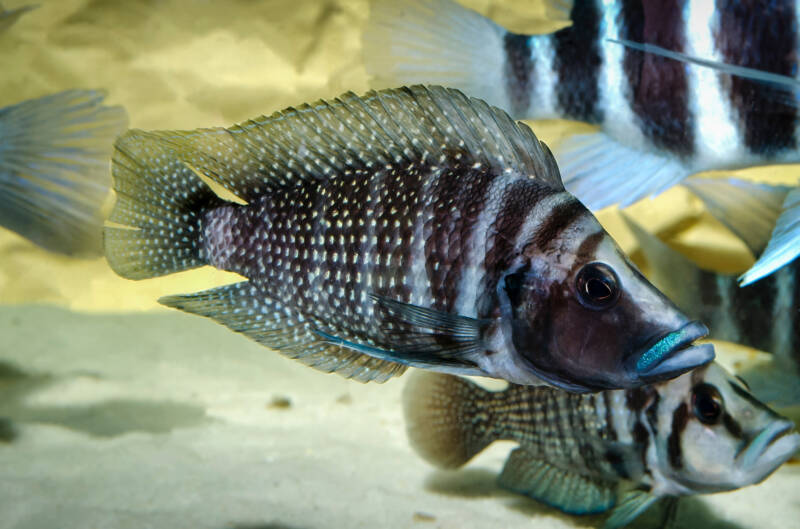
[[364, 0, 800, 284], [104, 85, 713, 391], [0, 90, 127, 256], [404, 364, 800, 527]]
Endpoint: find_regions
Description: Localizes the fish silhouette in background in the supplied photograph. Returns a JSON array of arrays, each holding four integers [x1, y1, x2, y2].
[[364, 0, 800, 285], [103, 85, 714, 391], [404, 366, 800, 528], [622, 210, 800, 408], [1, 5, 128, 256], [0, 90, 128, 256]]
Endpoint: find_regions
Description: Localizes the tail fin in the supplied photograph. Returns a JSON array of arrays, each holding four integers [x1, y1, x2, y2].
[[0, 89, 127, 256], [402, 370, 498, 469], [363, 0, 508, 111], [104, 129, 223, 279]]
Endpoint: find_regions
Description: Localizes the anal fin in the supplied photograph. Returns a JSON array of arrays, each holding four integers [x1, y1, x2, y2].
[[159, 282, 406, 383], [498, 447, 617, 515]]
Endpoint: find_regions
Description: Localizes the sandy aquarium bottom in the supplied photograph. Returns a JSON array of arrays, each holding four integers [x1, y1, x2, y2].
[[0, 305, 797, 529]]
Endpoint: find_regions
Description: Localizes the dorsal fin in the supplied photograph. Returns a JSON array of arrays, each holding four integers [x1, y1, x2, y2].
[[122, 85, 564, 204]]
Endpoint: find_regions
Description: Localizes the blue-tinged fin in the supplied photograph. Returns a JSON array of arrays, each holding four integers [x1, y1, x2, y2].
[[0, 90, 127, 256], [313, 295, 488, 371], [741, 187, 800, 285], [610, 38, 800, 108], [684, 176, 792, 256], [498, 447, 617, 515], [603, 490, 659, 529], [0, 3, 37, 33], [159, 281, 407, 383], [556, 132, 691, 210]]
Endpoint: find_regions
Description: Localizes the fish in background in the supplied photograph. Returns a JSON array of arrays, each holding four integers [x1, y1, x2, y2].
[[364, 0, 800, 285], [0, 3, 36, 33], [622, 210, 800, 408], [103, 85, 714, 391], [1, 5, 128, 256], [404, 366, 800, 528], [0, 90, 128, 256]]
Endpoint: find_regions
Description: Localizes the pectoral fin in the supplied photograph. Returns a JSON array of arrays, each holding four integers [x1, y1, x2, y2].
[[604, 490, 659, 529], [498, 447, 617, 515]]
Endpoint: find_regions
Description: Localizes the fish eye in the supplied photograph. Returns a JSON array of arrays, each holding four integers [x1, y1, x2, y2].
[[575, 262, 620, 310], [692, 383, 724, 425]]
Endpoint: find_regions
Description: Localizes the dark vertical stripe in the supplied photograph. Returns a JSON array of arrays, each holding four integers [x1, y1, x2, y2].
[[477, 179, 551, 317], [426, 162, 496, 312], [667, 402, 688, 469], [504, 33, 534, 117], [620, 0, 693, 156], [735, 271, 777, 353], [553, 0, 603, 122], [529, 198, 586, 251], [602, 391, 618, 441], [715, 0, 798, 156]]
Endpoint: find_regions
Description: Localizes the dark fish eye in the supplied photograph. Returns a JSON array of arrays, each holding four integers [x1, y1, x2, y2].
[[575, 262, 620, 310], [692, 383, 724, 425]]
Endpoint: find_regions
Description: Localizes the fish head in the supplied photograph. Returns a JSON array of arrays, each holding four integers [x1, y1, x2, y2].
[[651, 363, 799, 494], [498, 222, 714, 391]]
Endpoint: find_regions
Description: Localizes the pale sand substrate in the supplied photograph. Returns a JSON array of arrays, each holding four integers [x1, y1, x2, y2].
[[0, 305, 797, 529]]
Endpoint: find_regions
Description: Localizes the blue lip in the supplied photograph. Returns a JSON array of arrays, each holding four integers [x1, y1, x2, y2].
[[636, 321, 712, 374]]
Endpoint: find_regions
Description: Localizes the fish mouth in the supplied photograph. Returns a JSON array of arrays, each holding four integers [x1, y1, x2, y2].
[[633, 321, 715, 382], [738, 420, 800, 471]]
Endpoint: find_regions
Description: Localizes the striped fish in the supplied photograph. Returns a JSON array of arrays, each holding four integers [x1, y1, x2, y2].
[[364, 0, 800, 285], [0, 90, 127, 256], [404, 365, 800, 528], [103, 85, 714, 391], [623, 212, 800, 407]]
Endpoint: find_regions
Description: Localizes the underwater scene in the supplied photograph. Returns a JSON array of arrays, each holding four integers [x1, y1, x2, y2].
[[1, 1, 799, 528]]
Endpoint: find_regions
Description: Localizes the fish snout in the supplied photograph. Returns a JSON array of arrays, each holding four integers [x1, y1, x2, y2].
[[630, 321, 715, 383], [739, 420, 800, 471]]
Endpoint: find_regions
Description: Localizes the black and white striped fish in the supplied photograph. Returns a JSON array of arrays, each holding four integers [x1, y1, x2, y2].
[[0, 90, 128, 256], [623, 212, 800, 407], [404, 365, 800, 528], [364, 0, 800, 285], [103, 85, 714, 391]]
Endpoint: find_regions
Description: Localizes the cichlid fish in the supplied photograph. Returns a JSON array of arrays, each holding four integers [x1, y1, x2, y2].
[[0, 3, 36, 33], [622, 211, 800, 407], [364, 0, 800, 285], [403, 365, 800, 528], [0, 90, 128, 256], [103, 85, 714, 391]]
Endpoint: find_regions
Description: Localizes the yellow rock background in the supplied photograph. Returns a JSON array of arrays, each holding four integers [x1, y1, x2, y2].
[[0, 0, 796, 312]]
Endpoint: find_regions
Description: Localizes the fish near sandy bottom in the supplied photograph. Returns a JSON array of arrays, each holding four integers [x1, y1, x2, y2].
[[404, 365, 800, 528], [364, 0, 800, 285], [104, 85, 713, 391]]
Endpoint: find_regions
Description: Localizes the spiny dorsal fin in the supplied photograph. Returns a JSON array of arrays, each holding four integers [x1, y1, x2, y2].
[[498, 447, 617, 516], [124, 85, 564, 204]]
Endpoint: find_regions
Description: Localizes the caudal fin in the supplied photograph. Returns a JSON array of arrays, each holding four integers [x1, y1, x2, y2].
[[364, 0, 508, 111], [0, 89, 127, 256], [104, 129, 223, 279], [403, 371, 498, 468]]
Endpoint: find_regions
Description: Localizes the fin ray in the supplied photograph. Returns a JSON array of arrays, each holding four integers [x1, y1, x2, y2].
[[740, 187, 800, 285], [0, 89, 127, 255], [604, 490, 658, 529], [499, 447, 617, 515]]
